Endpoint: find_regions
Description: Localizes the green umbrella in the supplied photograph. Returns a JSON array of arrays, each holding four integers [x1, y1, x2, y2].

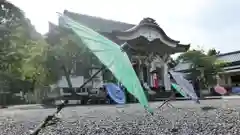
[[58, 13, 152, 113]]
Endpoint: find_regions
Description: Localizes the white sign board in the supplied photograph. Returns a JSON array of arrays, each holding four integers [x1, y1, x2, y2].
[[57, 76, 84, 88]]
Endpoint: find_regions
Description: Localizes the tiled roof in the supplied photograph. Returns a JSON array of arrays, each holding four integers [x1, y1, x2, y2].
[[224, 65, 240, 70], [174, 62, 191, 72], [62, 10, 135, 33], [60, 10, 190, 53], [174, 50, 240, 71], [217, 51, 240, 63]]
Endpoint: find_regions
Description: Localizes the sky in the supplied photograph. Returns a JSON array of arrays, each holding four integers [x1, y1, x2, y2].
[[9, 0, 240, 54]]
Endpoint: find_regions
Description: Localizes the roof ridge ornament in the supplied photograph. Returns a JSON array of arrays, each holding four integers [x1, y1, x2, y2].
[[140, 18, 159, 26]]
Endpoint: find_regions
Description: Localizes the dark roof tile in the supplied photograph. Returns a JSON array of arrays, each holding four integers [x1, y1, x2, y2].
[[62, 10, 135, 33]]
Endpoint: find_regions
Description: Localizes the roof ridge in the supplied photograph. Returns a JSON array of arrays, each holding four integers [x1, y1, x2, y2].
[[218, 50, 240, 56], [64, 10, 135, 26]]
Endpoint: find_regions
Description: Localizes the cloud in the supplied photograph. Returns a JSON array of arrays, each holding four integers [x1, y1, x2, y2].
[[9, 0, 240, 54], [190, 0, 240, 53], [9, 0, 208, 32]]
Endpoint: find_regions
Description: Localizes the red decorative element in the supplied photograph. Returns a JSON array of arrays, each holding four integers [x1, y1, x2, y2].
[[153, 73, 159, 88]]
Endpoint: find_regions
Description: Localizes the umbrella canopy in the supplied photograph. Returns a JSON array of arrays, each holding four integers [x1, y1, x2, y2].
[[59, 14, 152, 113], [171, 83, 188, 98], [214, 85, 227, 95], [232, 87, 240, 94], [104, 83, 126, 104], [169, 71, 199, 102]]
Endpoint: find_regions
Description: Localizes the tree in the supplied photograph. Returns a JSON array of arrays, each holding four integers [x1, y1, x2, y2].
[[0, 0, 25, 26], [168, 57, 177, 69], [0, 1, 56, 106], [0, 1, 51, 94], [0, 1, 24, 93], [0, 0, 26, 45], [207, 48, 220, 56], [45, 24, 93, 84], [177, 49, 225, 88], [4, 24, 51, 92]]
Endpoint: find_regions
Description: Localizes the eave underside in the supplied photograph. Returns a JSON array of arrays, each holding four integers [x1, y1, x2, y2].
[[123, 37, 189, 54]]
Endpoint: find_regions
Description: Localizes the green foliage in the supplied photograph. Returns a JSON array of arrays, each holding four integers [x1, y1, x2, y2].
[[45, 25, 97, 83], [177, 49, 225, 87], [3, 24, 51, 91], [0, 1, 52, 93], [168, 57, 177, 68], [177, 50, 206, 68], [207, 48, 220, 56], [0, 0, 25, 26], [0, 0, 26, 46]]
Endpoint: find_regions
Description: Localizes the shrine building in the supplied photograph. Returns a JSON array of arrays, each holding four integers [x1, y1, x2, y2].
[[47, 10, 191, 102]]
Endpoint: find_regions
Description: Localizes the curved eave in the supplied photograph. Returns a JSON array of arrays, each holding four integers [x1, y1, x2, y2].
[[124, 36, 190, 54], [112, 23, 180, 44], [175, 44, 190, 53]]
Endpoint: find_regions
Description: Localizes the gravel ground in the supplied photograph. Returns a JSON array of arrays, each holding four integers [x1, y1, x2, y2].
[[1, 99, 240, 135]]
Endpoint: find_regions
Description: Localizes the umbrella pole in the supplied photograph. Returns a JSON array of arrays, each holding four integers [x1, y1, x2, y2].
[[157, 91, 175, 109], [221, 94, 229, 109], [30, 65, 106, 135], [30, 43, 131, 135]]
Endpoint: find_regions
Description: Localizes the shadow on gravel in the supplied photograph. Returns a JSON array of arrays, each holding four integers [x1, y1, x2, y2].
[[201, 106, 217, 111], [40, 103, 119, 109], [0, 106, 7, 109]]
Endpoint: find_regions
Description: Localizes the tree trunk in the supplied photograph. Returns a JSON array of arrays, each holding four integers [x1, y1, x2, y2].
[[61, 65, 75, 96]]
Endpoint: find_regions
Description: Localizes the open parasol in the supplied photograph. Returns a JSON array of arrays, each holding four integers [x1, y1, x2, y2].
[[104, 83, 126, 104], [58, 13, 152, 113]]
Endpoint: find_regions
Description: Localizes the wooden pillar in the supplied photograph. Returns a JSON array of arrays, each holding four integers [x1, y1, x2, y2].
[[138, 60, 144, 82], [145, 65, 150, 84], [216, 74, 221, 85], [149, 60, 156, 88], [227, 75, 232, 86], [224, 74, 232, 86], [161, 54, 171, 91], [162, 63, 171, 91]]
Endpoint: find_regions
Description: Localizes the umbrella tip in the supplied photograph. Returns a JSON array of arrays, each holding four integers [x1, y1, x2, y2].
[[144, 106, 154, 115], [195, 100, 200, 104]]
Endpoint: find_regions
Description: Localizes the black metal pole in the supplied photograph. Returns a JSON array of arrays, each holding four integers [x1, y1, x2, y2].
[[30, 65, 106, 135], [157, 91, 175, 109], [79, 66, 106, 90]]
